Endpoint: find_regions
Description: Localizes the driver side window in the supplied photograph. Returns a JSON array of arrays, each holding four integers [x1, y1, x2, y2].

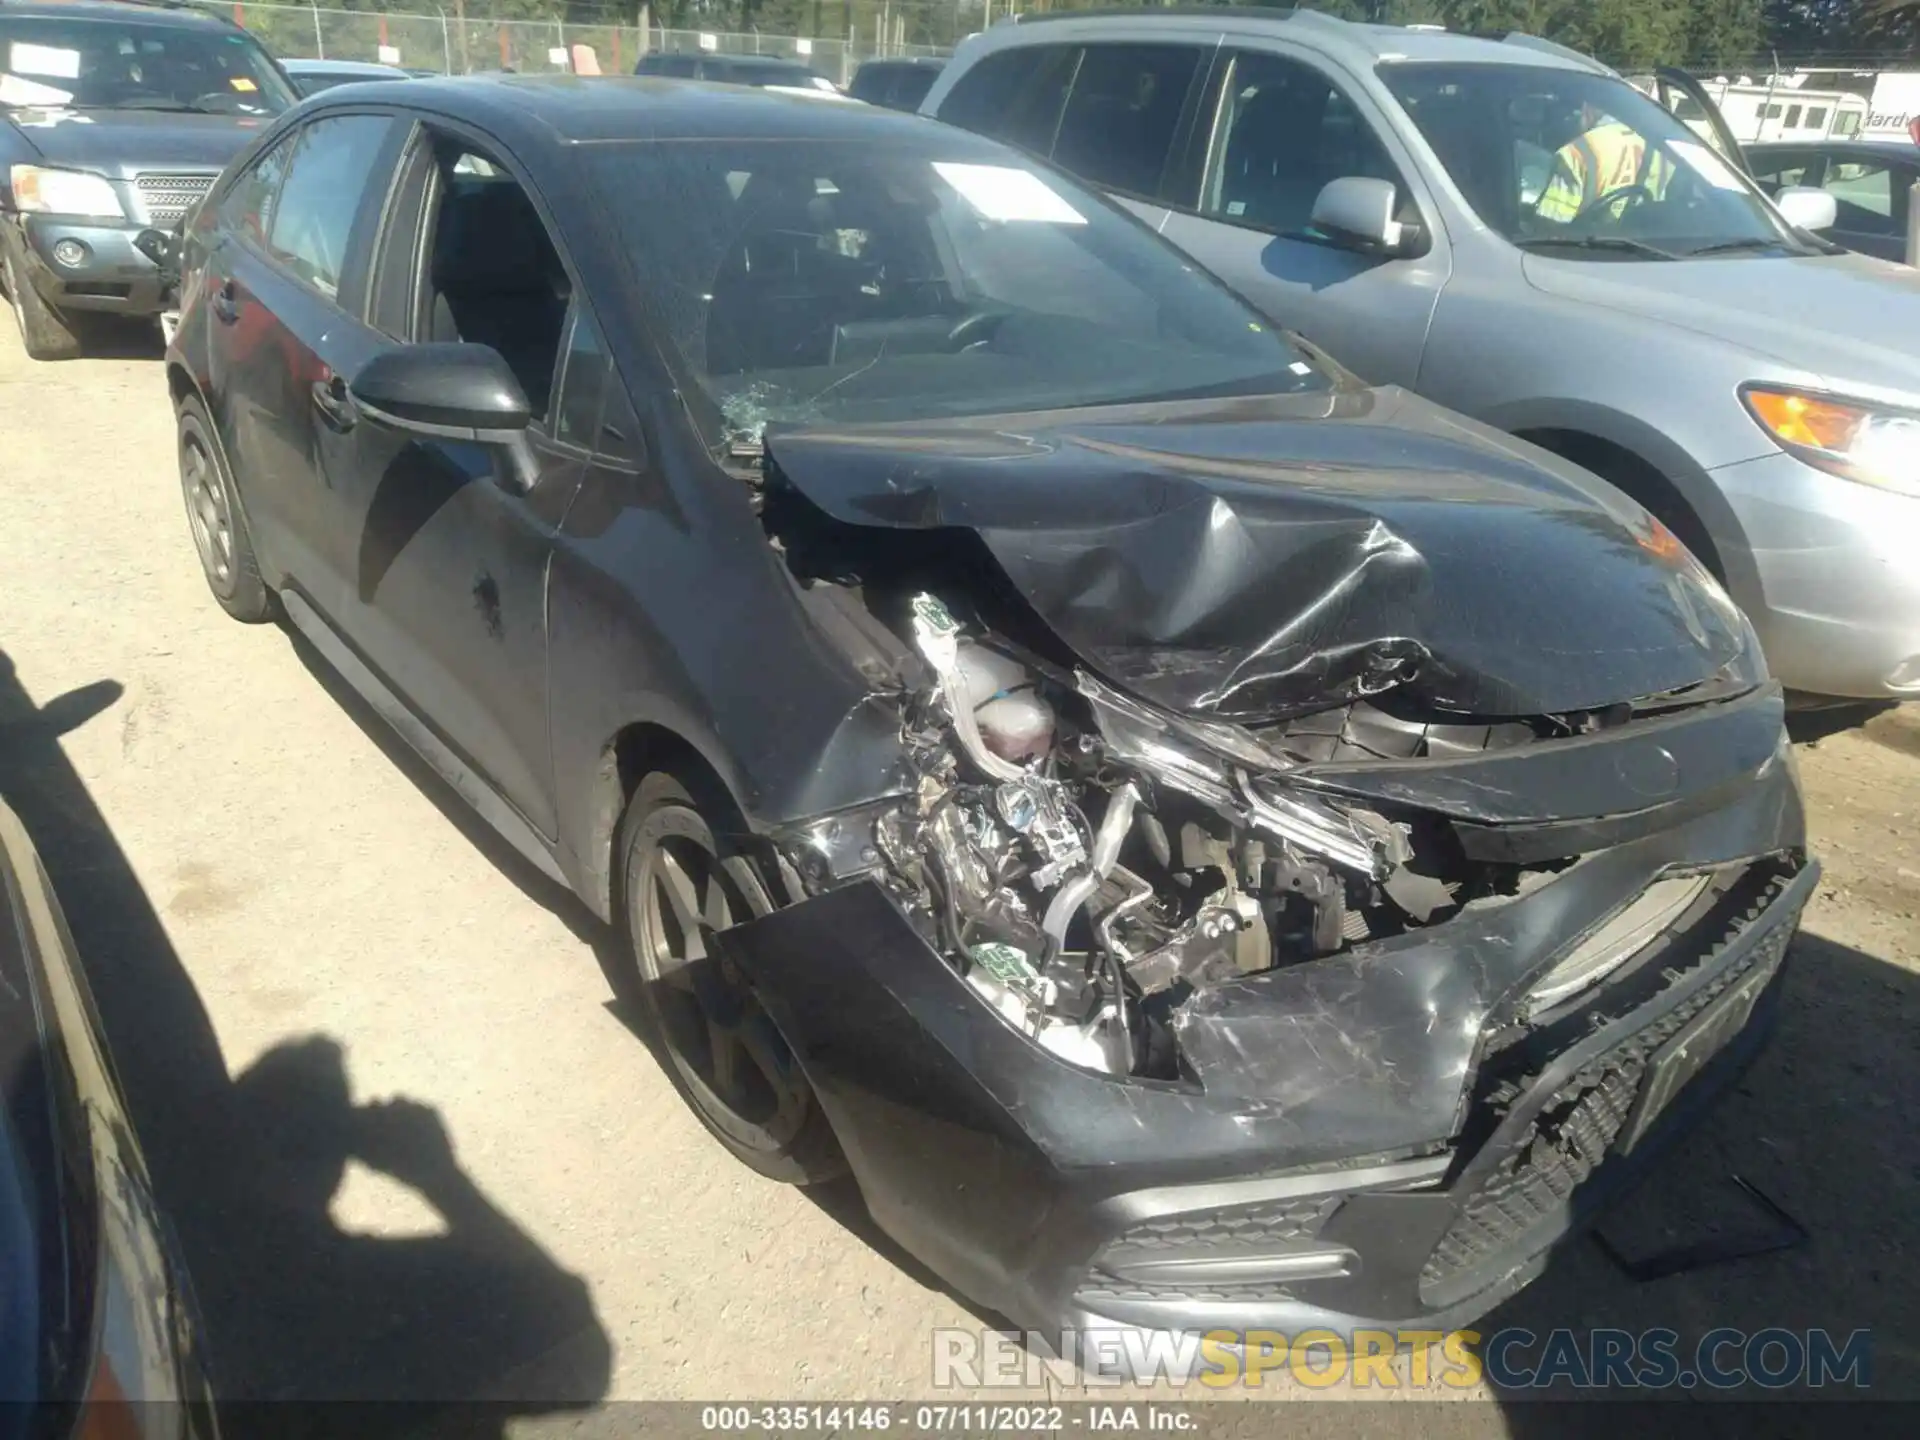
[[414, 140, 572, 423], [1201, 51, 1406, 236]]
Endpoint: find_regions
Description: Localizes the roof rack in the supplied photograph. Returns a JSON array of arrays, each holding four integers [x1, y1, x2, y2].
[[1501, 31, 1613, 73]]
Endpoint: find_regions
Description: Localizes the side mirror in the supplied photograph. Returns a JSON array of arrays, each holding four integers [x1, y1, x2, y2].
[[1309, 176, 1414, 254], [349, 343, 539, 493], [1774, 185, 1837, 233]]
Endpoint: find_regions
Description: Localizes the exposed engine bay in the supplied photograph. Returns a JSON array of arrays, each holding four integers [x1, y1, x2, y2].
[[789, 588, 1578, 1079]]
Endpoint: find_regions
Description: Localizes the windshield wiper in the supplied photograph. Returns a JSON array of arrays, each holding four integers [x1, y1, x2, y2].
[[1513, 235, 1680, 260], [1686, 236, 1803, 258], [81, 99, 216, 114]]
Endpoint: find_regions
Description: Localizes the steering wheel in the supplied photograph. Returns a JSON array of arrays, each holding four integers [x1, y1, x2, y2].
[[1572, 183, 1654, 225], [946, 309, 1010, 353], [192, 91, 258, 114]]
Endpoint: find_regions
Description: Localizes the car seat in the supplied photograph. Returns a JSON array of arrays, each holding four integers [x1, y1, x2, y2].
[[428, 179, 570, 413]]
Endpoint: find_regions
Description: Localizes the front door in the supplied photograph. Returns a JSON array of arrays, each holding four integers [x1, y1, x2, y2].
[[1156, 48, 1450, 387], [1651, 68, 1751, 175], [329, 131, 587, 840]]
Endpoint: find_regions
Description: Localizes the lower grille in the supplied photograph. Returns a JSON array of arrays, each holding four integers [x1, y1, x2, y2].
[[1075, 1194, 1343, 1309], [1077, 1273, 1299, 1306], [1105, 1194, 1340, 1254], [134, 172, 216, 228], [1420, 885, 1798, 1296]]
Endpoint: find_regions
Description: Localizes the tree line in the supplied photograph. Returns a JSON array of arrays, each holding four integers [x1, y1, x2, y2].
[[237, 0, 1920, 69]]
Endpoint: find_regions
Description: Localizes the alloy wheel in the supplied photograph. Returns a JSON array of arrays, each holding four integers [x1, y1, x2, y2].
[[180, 429, 234, 590], [629, 810, 810, 1153]]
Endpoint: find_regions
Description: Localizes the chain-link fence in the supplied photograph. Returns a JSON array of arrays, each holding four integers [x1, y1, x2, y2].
[[215, 4, 948, 83]]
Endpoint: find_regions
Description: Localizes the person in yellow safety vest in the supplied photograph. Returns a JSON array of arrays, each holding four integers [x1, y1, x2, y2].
[[1535, 103, 1675, 224]]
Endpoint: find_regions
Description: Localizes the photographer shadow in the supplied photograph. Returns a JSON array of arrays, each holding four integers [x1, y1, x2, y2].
[[0, 648, 611, 1436]]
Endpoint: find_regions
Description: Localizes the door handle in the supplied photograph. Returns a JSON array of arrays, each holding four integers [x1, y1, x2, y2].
[[311, 374, 357, 432], [209, 277, 238, 325]]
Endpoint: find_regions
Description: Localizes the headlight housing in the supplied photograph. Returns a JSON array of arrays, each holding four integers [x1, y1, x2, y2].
[[1742, 384, 1920, 498], [9, 164, 125, 220]]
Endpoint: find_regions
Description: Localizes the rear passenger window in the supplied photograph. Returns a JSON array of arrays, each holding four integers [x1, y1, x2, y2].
[[1052, 44, 1200, 199], [217, 136, 291, 247], [267, 114, 396, 300], [938, 45, 1078, 157]]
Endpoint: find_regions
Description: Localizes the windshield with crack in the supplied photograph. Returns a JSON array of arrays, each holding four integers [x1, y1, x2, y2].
[[0, 15, 294, 115], [1379, 62, 1811, 259], [587, 136, 1330, 447]]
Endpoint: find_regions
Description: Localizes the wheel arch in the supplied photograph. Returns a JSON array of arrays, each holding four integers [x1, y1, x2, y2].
[[583, 720, 746, 925], [1498, 402, 1761, 603], [166, 358, 199, 408]]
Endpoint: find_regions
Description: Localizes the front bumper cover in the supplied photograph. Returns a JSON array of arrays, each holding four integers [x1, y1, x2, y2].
[[1712, 447, 1920, 698], [12, 212, 170, 316], [719, 720, 1810, 1341]]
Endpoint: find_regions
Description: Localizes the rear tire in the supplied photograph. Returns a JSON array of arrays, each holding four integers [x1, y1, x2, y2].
[[176, 393, 274, 622], [2, 229, 83, 361], [615, 771, 845, 1184]]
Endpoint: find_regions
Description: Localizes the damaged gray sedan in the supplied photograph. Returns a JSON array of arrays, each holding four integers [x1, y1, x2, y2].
[[168, 79, 1814, 1346]]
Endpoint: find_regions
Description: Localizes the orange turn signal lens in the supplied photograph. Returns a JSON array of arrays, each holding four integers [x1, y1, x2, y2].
[[1743, 387, 1865, 454]]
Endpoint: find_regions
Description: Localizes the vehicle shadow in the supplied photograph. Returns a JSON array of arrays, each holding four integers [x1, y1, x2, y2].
[[75, 314, 167, 362], [1485, 925, 1920, 1411], [1784, 699, 1896, 746], [0, 647, 612, 1436], [279, 623, 628, 991]]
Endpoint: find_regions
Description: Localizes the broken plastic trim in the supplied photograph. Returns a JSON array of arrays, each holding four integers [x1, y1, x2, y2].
[[1078, 670, 1391, 880], [1240, 772, 1394, 880], [1523, 872, 1716, 1015]]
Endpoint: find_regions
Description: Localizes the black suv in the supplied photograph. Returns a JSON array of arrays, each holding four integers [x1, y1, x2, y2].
[[847, 56, 944, 111], [633, 50, 839, 93], [0, 0, 295, 358]]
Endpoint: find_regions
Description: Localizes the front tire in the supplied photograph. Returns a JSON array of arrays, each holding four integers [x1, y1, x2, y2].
[[2, 228, 83, 361], [616, 771, 844, 1184], [177, 393, 273, 622]]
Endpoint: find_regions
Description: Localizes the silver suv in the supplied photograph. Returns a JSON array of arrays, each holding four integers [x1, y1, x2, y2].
[[923, 9, 1920, 701]]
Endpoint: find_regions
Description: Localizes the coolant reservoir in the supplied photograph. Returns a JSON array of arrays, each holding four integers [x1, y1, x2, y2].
[[956, 643, 1055, 763]]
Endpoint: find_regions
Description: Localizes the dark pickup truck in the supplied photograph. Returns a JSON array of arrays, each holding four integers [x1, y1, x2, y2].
[[1, 0, 294, 359]]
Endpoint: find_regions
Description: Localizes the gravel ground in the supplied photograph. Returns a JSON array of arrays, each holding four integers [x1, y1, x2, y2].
[[1, 318, 1915, 1431]]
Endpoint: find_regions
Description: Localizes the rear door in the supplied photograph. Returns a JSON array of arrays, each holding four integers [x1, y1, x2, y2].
[[203, 110, 408, 614], [1155, 47, 1447, 387]]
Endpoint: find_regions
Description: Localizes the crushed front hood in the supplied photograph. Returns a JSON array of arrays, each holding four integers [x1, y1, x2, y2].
[[762, 387, 1747, 721]]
